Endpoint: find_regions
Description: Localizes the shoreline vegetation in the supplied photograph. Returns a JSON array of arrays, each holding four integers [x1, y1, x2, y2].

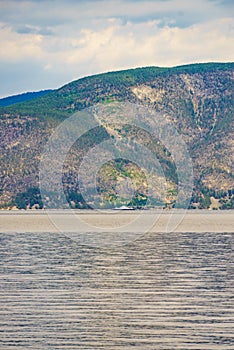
[[1, 184, 233, 210], [1, 203, 233, 210]]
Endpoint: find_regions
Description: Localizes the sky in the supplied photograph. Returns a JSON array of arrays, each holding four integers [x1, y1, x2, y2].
[[0, 0, 233, 97]]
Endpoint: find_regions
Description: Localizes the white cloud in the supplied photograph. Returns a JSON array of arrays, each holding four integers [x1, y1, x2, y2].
[[0, 23, 43, 62]]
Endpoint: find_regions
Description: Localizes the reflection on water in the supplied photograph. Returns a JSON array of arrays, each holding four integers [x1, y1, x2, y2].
[[0, 231, 233, 349]]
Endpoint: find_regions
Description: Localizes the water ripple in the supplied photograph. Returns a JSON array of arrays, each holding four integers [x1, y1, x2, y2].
[[0, 231, 233, 349]]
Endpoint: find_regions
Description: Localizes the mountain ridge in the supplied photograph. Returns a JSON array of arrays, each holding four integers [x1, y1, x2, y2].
[[0, 90, 53, 107], [0, 62, 233, 209]]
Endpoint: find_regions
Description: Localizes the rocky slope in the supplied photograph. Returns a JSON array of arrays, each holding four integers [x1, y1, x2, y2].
[[0, 63, 233, 209]]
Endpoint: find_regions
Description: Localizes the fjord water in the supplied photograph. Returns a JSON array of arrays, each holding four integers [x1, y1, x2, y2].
[[0, 229, 233, 349]]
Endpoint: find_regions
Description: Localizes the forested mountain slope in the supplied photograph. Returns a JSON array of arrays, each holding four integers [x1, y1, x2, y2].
[[0, 63, 233, 209]]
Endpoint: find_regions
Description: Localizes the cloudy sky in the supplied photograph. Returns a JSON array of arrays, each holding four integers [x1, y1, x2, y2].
[[0, 0, 233, 97]]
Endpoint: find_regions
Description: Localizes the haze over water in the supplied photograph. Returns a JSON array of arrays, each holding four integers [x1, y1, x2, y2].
[[0, 212, 233, 349]]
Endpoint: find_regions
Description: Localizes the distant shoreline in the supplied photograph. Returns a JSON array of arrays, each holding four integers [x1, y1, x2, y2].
[[1, 209, 233, 233]]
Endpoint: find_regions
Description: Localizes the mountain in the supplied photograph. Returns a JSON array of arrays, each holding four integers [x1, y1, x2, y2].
[[0, 63, 233, 209], [0, 90, 53, 107]]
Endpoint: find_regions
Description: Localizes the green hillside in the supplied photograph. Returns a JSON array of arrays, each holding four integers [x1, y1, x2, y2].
[[1, 62, 233, 209], [0, 90, 53, 107]]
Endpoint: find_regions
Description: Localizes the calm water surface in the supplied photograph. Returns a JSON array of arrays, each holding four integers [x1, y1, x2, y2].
[[0, 231, 233, 349]]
